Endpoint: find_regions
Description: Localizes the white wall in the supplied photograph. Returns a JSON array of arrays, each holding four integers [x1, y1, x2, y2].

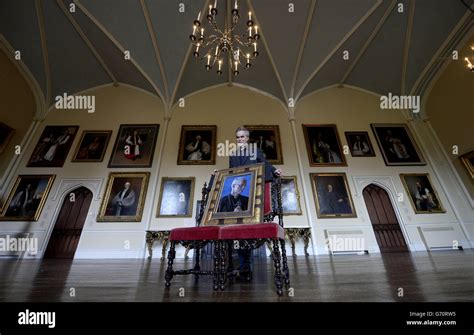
[[1, 84, 472, 259]]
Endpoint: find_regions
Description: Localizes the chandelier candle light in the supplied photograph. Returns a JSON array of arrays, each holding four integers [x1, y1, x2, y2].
[[189, 0, 259, 76]]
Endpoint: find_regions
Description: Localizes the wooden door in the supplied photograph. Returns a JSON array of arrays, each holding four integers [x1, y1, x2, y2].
[[363, 184, 408, 252], [44, 187, 92, 259]]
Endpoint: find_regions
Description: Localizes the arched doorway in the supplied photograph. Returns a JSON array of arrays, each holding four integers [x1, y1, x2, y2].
[[44, 187, 93, 259], [363, 184, 408, 253]]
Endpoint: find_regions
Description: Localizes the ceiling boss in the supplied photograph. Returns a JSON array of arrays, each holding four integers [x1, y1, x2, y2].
[[189, 0, 260, 76]]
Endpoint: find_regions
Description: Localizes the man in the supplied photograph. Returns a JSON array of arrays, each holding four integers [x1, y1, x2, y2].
[[185, 134, 211, 161], [384, 130, 409, 160], [415, 181, 436, 211], [7, 183, 34, 217], [124, 129, 143, 161], [320, 184, 351, 215], [111, 182, 136, 216], [218, 177, 249, 212], [352, 135, 370, 156], [227, 126, 282, 281]]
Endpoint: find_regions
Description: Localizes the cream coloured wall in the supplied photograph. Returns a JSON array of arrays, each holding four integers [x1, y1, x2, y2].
[[1, 81, 472, 259], [0, 50, 35, 185], [295, 86, 469, 254], [426, 38, 474, 199]]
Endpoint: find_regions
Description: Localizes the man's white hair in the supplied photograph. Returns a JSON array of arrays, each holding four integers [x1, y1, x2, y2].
[[231, 177, 247, 188], [235, 126, 249, 137]]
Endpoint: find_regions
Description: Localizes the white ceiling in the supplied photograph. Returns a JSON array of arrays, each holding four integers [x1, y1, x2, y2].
[[0, 0, 472, 111]]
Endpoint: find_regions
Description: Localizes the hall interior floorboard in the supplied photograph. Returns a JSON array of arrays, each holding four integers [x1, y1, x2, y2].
[[0, 251, 472, 302]]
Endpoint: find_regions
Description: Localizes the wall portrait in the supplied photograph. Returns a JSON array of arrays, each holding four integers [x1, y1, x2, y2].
[[177, 125, 216, 165], [157, 177, 195, 217], [0, 175, 55, 221], [27, 126, 79, 167], [108, 124, 159, 168], [302, 124, 346, 166], [72, 130, 112, 162], [310, 173, 356, 218], [97, 172, 150, 222]]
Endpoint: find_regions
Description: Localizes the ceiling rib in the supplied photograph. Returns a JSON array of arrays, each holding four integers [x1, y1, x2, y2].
[[170, 0, 211, 109], [295, 0, 383, 102], [247, 0, 288, 105], [290, 0, 316, 100], [35, 0, 51, 106], [409, 10, 473, 96], [338, 0, 397, 86], [140, 0, 169, 101], [73, 0, 165, 103], [56, 0, 117, 86], [400, 0, 415, 95]]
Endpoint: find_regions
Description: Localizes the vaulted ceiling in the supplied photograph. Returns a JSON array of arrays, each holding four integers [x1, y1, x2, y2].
[[0, 0, 472, 112]]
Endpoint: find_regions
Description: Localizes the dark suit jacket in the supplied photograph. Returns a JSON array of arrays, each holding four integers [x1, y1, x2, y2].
[[218, 194, 249, 212], [229, 148, 276, 182]]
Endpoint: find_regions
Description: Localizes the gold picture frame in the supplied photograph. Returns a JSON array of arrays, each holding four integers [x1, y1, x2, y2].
[[177, 125, 217, 165], [281, 176, 302, 215], [400, 173, 445, 214], [156, 177, 195, 217], [244, 125, 283, 164], [310, 173, 357, 218], [97, 172, 150, 222], [72, 130, 112, 162], [302, 124, 347, 166], [460, 150, 474, 179], [202, 163, 265, 226], [0, 175, 56, 221]]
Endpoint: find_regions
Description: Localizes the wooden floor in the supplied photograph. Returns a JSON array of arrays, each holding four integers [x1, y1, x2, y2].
[[0, 250, 473, 302]]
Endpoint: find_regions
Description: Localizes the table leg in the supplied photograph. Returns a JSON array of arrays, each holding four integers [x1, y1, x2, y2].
[[161, 238, 169, 260]]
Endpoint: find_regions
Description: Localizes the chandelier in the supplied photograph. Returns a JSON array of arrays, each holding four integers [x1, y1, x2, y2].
[[189, 0, 259, 76], [464, 45, 474, 72]]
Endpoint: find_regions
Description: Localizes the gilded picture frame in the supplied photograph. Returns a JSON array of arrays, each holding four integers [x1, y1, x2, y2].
[[0, 175, 56, 221], [460, 150, 474, 179], [244, 125, 283, 164], [156, 177, 195, 217], [371, 123, 426, 166], [72, 130, 112, 162], [281, 176, 302, 215], [202, 163, 265, 226], [97, 172, 150, 222], [302, 124, 347, 166], [177, 125, 217, 165], [310, 173, 357, 219], [400, 173, 445, 214]]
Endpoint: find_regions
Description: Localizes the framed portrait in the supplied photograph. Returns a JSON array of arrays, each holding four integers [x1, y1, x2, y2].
[[400, 174, 445, 214], [244, 125, 283, 164], [72, 130, 112, 162], [281, 176, 302, 215], [156, 177, 195, 217], [177, 125, 216, 165], [0, 122, 15, 155], [0, 175, 55, 221], [202, 163, 265, 226], [108, 124, 159, 168], [344, 131, 375, 157], [302, 124, 346, 166], [310, 173, 356, 218], [27, 126, 79, 167], [371, 123, 425, 166], [460, 150, 474, 178], [97, 172, 150, 222]]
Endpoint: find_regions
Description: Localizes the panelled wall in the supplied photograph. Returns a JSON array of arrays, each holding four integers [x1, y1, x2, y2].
[[1, 85, 472, 258]]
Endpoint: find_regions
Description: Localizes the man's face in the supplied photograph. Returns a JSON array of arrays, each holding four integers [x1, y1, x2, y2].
[[327, 184, 333, 192], [231, 181, 245, 196], [196, 135, 201, 141], [416, 182, 421, 188], [236, 131, 249, 146], [124, 182, 131, 189]]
